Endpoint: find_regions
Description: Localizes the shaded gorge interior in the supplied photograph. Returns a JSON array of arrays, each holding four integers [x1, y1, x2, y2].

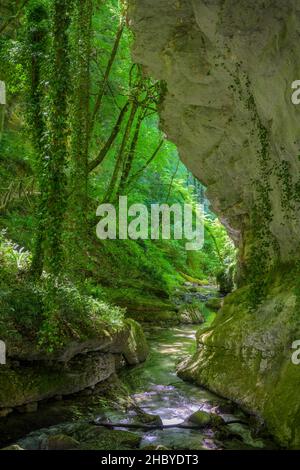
[[0, 0, 299, 451]]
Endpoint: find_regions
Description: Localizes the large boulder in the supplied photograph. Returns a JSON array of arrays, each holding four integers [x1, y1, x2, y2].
[[123, 319, 149, 365], [43, 434, 80, 451], [187, 409, 224, 427], [178, 304, 205, 324], [128, 0, 300, 447]]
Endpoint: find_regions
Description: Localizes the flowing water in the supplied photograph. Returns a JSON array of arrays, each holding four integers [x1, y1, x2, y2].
[[119, 325, 277, 450], [0, 324, 277, 450]]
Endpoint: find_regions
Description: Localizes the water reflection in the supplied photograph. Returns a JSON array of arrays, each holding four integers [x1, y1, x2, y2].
[[120, 325, 276, 450], [120, 326, 226, 449]]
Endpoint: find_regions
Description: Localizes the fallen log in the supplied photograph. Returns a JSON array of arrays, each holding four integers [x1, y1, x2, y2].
[[91, 419, 246, 431]]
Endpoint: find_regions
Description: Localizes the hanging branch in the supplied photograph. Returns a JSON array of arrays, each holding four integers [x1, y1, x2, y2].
[[93, 63, 121, 110], [126, 138, 164, 190], [88, 100, 130, 172], [103, 100, 138, 203], [117, 107, 147, 196], [89, 17, 125, 137], [166, 158, 180, 202]]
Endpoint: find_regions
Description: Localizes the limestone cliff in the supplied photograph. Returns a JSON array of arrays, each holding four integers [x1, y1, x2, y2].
[[128, 0, 300, 447]]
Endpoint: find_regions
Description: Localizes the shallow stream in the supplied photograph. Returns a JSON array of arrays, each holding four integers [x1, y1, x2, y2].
[[0, 324, 277, 450], [119, 325, 276, 450]]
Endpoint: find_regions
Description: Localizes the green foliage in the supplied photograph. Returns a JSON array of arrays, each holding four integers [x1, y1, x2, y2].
[[0, 232, 124, 352], [0, 0, 235, 340]]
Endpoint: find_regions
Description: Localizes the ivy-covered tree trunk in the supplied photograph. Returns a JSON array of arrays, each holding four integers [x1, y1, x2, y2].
[[26, 3, 49, 276], [45, 0, 72, 275], [71, 0, 93, 216], [67, 0, 93, 274]]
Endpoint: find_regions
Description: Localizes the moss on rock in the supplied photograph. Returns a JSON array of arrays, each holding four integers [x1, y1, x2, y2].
[[123, 319, 149, 365], [205, 297, 222, 311], [0, 353, 116, 410], [178, 269, 300, 448], [45, 434, 79, 450]]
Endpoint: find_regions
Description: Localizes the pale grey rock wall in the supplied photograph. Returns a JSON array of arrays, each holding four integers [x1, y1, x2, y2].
[[128, 0, 300, 262], [128, 0, 300, 447]]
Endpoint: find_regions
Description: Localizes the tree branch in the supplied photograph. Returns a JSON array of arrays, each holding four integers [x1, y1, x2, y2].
[[89, 18, 125, 136], [91, 419, 247, 431], [166, 158, 180, 202], [127, 138, 164, 189], [117, 108, 146, 195], [88, 100, 130, 172]]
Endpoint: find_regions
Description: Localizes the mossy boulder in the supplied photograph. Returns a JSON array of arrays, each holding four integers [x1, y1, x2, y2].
[[187, 410, 211, 426], [79, 428, 141, 450], [223, 423, 265, 449], [178, 304, 205, 324], [123, 319, 149, 365], [7, 324, 130, 363], [44, 434, 79, 450], [18, 421, 141, 451], [134, 412, 163, 427], [187, 409, 224, 427], [71, 423, 141, 450]]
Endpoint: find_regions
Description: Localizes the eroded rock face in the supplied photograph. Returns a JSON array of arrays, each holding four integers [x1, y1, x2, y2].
[[128, 0, 300, 266], [0, 353, 117, 409], [0, 320, 149, 412], [7, 324, 131, 362], [128, 0, 300, 447], [177, 271, 300, 448]]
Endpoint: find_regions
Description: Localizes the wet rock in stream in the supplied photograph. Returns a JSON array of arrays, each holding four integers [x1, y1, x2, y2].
[[186, 409, 224, 428], [17, 421, 141, 451]]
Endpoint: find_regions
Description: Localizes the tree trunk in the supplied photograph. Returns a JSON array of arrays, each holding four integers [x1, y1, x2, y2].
[[45, 0, 71, 275]]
